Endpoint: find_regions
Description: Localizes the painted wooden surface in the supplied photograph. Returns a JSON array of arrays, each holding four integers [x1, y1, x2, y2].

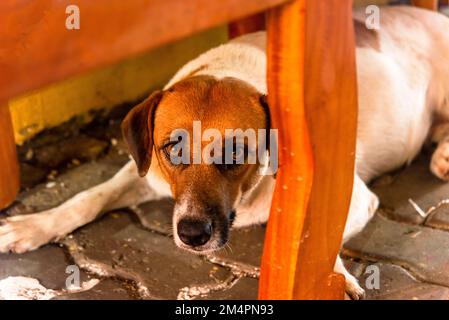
[[259, 0, 314, 299], [228, 13, 266, 39], [0, 0, 289, 103], [294, 0, 357, 299], [259, 0, 357, 299], [0, 104, 20, 209]]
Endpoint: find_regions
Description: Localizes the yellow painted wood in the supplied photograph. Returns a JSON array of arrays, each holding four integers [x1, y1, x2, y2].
[[9, 27, 227, 145]]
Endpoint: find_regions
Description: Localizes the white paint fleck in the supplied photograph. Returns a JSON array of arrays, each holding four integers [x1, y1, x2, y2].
[[0, 277, 58, 300], [46, 182, 57, 189], [0, 276, 100, 300]]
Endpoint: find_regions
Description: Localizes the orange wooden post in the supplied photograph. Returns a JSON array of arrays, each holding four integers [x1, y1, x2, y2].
[[259, 0, 358, 300], [294, 0, 357, 299], [0, 104, 20, 209], [259, 0, 314, 299], [228, 13, 266, 38], [412, 0, 438, 10]]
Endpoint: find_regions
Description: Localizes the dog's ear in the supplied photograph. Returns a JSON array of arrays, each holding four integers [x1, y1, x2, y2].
[[121, 91, 164, 177]]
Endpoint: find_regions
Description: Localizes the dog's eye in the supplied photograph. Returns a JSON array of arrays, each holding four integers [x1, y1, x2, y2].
[[162, 142, 183, 164], [216, 144, 249, 173], [232, 145, 246, 164], [232, 144, 250, 164]]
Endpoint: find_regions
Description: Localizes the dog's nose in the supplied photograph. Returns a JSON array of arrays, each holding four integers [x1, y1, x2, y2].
[[177, 219, 212, 247]]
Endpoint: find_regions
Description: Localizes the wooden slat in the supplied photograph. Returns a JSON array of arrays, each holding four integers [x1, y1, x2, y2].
[[293, 0, 357, 299], [411, 0, 438, 10], [228, 13, 266, 39], [0, 0, 289, 103], [259, 0, 313, 299], [0, 103, 20, 209], [259, 0, 357, 299]]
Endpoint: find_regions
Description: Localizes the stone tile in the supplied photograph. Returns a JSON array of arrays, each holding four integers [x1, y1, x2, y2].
[[358, 263, 449, 300], [11, 151, 128, 213], [33, 135, 108, 169], [137, 200, 266, 268], [19, 163, 47, 190], [66, 212, 234, 299], [371, 152, 449, 224], [17, 117, 84, 156], [135, 199, 174, 235], [212, 226, 265, 268], [82, 117, 124, 142], [53, 279, 137, 300], [201, 277, 259, 300], [0, 245, 75, 290], [344, 214, 449, 287], [425, 203, 449, 231]]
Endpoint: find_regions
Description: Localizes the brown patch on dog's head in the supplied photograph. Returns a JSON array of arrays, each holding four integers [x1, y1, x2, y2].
[[122, 75, 270, 253]]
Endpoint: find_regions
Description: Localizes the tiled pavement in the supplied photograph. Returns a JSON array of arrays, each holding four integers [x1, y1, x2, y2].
[[1, 110, 449, 300]]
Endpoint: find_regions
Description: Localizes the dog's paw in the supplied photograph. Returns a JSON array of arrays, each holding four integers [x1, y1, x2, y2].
[[431, 142, 449, 181], [345, 273, 366, 300], [0, 213, 55, 254]]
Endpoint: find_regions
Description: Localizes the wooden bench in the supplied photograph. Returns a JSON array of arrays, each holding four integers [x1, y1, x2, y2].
[[0, 0, 437, 299]]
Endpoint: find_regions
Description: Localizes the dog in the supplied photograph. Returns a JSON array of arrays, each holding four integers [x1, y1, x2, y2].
[[1, 6, 449, 300]]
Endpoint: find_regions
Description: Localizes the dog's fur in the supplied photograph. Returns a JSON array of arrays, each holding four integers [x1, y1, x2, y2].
[[2, 6, 449, 299]]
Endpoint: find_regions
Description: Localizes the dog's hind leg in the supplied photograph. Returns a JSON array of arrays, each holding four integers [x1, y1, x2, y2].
[[429, 123, 449, 181], [335, 173, 379, 300], [0, 161, 160, 253], [334, 255, 366, 300]]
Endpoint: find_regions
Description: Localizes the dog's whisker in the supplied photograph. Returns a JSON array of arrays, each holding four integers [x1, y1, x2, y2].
[[223, 242, 233, 255]]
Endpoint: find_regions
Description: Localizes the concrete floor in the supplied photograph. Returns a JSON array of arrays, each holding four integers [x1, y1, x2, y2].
[[1, 110, 449, 300]]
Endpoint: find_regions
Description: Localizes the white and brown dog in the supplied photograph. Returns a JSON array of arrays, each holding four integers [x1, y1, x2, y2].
[[1, 6, 449, 299]]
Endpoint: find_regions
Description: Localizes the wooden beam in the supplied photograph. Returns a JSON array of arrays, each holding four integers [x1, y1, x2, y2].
[[0, 0, 289, 103], [0, 104, 20, 209]]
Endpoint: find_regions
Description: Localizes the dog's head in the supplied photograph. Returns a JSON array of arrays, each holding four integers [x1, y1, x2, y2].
[[122, 76, 270, 253]]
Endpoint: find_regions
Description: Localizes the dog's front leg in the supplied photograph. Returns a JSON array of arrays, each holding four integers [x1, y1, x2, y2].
[[0, 161, 159, 253]]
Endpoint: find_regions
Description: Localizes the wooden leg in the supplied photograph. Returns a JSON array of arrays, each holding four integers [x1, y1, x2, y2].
[[0, 104, 20, 209], [259, 0, 358, 300], [294, 0, 358, 299], [412, 0, 438, 10], [259, 0, 313, 300], [228, 12, 265, 39]]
